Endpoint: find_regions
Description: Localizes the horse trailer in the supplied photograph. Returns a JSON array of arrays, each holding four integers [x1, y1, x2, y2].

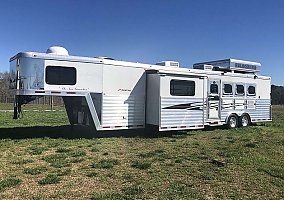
[[9, 46, 272, 132]]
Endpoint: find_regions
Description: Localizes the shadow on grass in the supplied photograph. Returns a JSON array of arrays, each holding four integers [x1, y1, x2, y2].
[[0, 123, 246, 140], [0, 125, 194, 139]]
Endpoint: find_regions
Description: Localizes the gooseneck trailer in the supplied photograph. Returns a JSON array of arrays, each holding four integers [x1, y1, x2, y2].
[[9, 46, 271, 132]]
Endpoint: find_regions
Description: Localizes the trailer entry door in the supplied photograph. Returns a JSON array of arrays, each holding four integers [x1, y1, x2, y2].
[[208, 79, 221, 119]]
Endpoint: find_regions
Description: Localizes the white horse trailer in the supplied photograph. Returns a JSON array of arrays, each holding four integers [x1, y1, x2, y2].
[[9, 46, 272, 132]]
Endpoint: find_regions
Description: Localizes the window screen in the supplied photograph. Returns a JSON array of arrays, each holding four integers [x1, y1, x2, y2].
[[210, 83, 218, 94], [170, 80, 195, 96], [46, 66, 76, 85], [223, 84, 233, 95], [247, 85, 256, 95], [236, 84, 244, 95]]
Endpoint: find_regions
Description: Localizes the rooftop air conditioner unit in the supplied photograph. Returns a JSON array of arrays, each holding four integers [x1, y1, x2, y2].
[[193, 64, 213, 71], [156, 61, 179, 68]]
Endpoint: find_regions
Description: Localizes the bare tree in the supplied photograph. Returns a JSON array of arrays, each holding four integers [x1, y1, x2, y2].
[[0, 71, 12, 103]]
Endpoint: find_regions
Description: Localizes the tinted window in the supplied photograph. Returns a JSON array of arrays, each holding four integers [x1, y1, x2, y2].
[[46, 66, 76, 85], [223, 84, 232, 95], [170, 80, 195, 96], [210, 83, 218, 94], [248, 85, 256, 95], [236, 84, 244, 95]]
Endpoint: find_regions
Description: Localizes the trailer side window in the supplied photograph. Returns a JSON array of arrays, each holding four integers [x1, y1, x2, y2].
[[236, 84, 244, 95], [170, 80, 195, 96], [247, 85, 256, 96], [223, 83, 233, 95], [210, 83, 218, 94], [46, 66, 76, 85]]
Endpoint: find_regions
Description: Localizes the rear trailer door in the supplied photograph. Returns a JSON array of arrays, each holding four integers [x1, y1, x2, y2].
[[159, 75, 205, 131]]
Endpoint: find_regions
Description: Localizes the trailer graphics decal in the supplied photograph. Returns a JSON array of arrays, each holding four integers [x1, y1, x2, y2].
[[163, 101, 252, 110], [162, 102, 203, 110]]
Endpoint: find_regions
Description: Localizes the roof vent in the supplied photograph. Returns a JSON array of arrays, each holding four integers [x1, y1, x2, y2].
[[46, 46, 69, 56], [156, 61, 179, 68]]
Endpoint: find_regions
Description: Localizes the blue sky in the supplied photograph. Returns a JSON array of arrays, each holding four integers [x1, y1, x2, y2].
[[0, 0, 283, 85]]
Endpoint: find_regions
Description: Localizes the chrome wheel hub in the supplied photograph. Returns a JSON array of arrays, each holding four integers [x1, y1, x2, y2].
[[242, 116, 249, 127], [229, 117, 237, 128]]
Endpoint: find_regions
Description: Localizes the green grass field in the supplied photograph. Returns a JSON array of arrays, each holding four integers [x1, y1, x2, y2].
[[0, 103, 283, 199]]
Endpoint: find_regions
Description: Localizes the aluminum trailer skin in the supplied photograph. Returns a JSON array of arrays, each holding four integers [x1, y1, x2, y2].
[[9, 47, 272, 132]]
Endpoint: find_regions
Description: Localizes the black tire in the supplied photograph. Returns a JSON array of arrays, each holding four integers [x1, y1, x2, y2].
[[227, 114, 238, 129], [239, 114, 251, 127]]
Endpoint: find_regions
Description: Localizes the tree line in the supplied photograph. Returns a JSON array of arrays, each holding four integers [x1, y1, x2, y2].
[[0, 72, 284, 105], [271, 85, 284, 105]]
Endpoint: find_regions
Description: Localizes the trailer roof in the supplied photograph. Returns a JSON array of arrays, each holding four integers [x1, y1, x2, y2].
[[10, 51, 270, 80]]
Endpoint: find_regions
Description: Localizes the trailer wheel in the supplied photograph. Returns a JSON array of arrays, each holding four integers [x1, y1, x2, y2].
[[239, 114, 250, 127], [227, 114, 238, 129]]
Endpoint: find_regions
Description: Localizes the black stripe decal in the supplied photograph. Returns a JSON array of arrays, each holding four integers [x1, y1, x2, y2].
[[163, 102, 203, 110]]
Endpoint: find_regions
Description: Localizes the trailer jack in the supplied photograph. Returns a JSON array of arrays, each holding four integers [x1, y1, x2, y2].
[[13, 96, 21, 119], [13, 95, 36, 119]]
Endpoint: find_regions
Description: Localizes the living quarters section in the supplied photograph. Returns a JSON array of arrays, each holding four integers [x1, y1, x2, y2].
[[44, 60, 103, 93], [43, 60, 104, 129]]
